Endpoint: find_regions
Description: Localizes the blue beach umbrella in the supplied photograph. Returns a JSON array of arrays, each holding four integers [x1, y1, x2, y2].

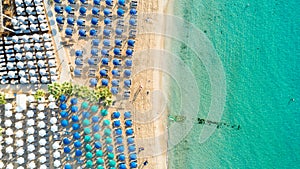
[[74, 69, 81, 75], [82, 112, 90, 118], [92, 116, 100, 123], [54, 6, 63, 13], [72, 115, 79, 122], [65, 28, 73, 36], [77, 19, 84, 26], [130, 9, 137, 15], [101, 49, 108, 56], [129, 153, 137, 160], [80, 0, 86, 3], [129, 18, 136, 26], [93, 124, 100, 132], [111, 87, 118, 95], [103, 29, 111, 36], [119, 164, 126, 169], [113, 120, 121, 128], [94, 0, 100, 5], [71, 98, 78, 105], [113, 111, 120, 118], [128, 39, 135, 46], [60, 119, 69, 127], [74, 141, 81, 148], [118, 154, 125, 161], [88, 58, 95, 65], [56, 16, 64, 24], [125, 60, 132, 67], [130, 162, 137, 168], [117, 8, 125, 16], [64, 146, 71, 153], [63, 138, 71, 145], [127, 137, 134, 144], [95, 141, 102, 149], [91, 49, 98, 56], [64, 164, 72, 169], [75, 149, 82, 156], [91, 18, 98, 25], [126, 128, 134, 135], [71, 105, 78, 112], [72, 123, 80, 130], [113, 59, 120, 65], [79, 29, 86, 37], [124, 70, 131, 77], [67, 17, 74, 25], [68, 0, 75, 3], [92, 7, 99, 15], [126, 49, 133, 56], [65, 6, 72, 14], [128, 145, 136, 152], [100, 70, 107, 76], [79, 7, 87, 15], [103, 39, 110, 46], [115, 128, 122, 135], [116, 137, 123, 144], [115, 39, 122, 46], [60, 111, 68, 118], [113, 48, 121, 55], [118, 0, 125, 5], [124, 80, 131, 87], [112, 70, 120, 76], [60, 103, 67, 110], [92, 39, 100, 46], [75, 50, 83, 56], [112, 80, 119, 86], [101, 58, 109, 65], [103, 8, 111, 16], [107, 145, 113, 152], [106, 0, 112, 6], [73, 132, 80, 140], [116, 28, 123, 35], [104, 18, 111, 25], [75, 59, 82, 65], [54, 0, 61, 3], [117, 146, 125, 153], [124, 111, 131, 119], [101, 79, 108, 86], [125, 120, 132, 127], [90, 78, 98, 86], [90, 29, 97, 36]]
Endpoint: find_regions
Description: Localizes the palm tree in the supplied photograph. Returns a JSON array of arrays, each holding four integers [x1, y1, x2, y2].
[[34, 90, 45, 100], [0, 93, 6, 105], [61, 82, 73, 96], [48, 82, 63, 99]]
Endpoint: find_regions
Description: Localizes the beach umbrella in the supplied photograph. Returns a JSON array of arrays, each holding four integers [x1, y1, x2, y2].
[[64, 146, 71, 153], [101, 79, 109, 86], [64, 164, 72, 169], [63, 138, 71, 145], [54, 0, 61, 3], [5, 137, 13, 145], [128, 145, 136, 152], [111, 87, 118, 94], [104, 18, 111, 25], [117, 146, 125, 153], [93, 124, 100, 132], [118, 154, 126, 161], [92, 39, 100, 46], [107, 145, 114, 153], [88, 58, 95, 65], [73, 132, 80, 140], [65, 28, 73, 36], [60, 110, 68, 118], [90, 29, 97, 36], [81, 101, 89, 109], [101, 109, 108, 116], [26, 110, 34, 117], [103, 8, 111, 16], [127, 137, 135, 144], [86, 160, 93, 168], [118, 0, 125, 5], [113, 111, 121, 118], [36, 52, 43, 59], [115, 29, 123, 36], [50, 117, 57, 124], [80, 0, 86, 3], [124, 111, 132, 118], [17, 62, 24, 69], [39, 130, 46, 137], [103, 119, 110, 126], [40, 165, 47, 169], [70, 98, 78, 105], [17, 157, 24, 164], [105, 137, 113, 144], [129, 18, 137, 26], [38, 121, 46, 128], [72, 115, 79, 122], [39, 147, 47, 154], [117, 8, 125, 16], [56, 16, 64, 24], [85, 144, 92, 151], [79, 7, 86, 15], [125, 60, 133, 67], [116, 137, 123, 144], [95, 150, 103, 157], [100, 69, 107, 76], [94, 133, 101, 140], [86, 152, 93, 159], [91, 18, 98, 25], [112, 70, 120, 76], [130, 9, 137, 15], [130, 162, 137, 168], [119, 164, 126, 169], [54, 6, 62, 13], [51, 125, 58, 132], [61, 119, 68, 127], [75, 149, 82, 156], [54, 160, 61, 167], [90, 78, 98, 86], [113, 59, 121, 65], [84, 127, 91, 134], [115, 128, 122, 135], [16, 53, 22, 60], [5, 110, 12, 117], [15, 122, 22, 129], [28, 153, 36, 161], [84, 135, 91, 142], [17, 148, 24, 156], [83, 112, 90, 118], [130, 153, 137, 160], [95, 141, 102, 149], [39, 156, 47, 164], [67, 17, 74, 25], [103, 39, 110, 46], [16, 139, 24, 146], [96, 158, 104, 165], [124, 80, 131, 87], [114, 48, 121, 55], [126, 128, 134, 136], [93, 0, 100, 5], [65, 6, 72, 14], [109, 160, 116, 167], [75, 58, 82, 65], [108, 153, 114, 160], [79, 29, 86, 37], [27, 119, 35, 126], [71, 105, 78, 112], [28, 135, 35, 143], [72, 123, 80, 130], [49, 102, 57, 109], [28, 144, 35, 152], [38, 112, 45, 119], [6, 63, 14, 70], [68, 0, 75, 3], [112, 80, 119, 86], [106, 0, 112, 6], [125, 120, 133, 127], [92, 116, 99, 123], [77, 19, 84, 26], [5, 120, 12, 127], [101, 49, 108, 56], [115, 39, 122, 46], [128, 39, 135, 46], [104, 128, 112, 136], [92, 7, 99, 15], [75, 50, 83, 57], [39, 138, 47, 146], [91, 49, 98, 56], [74, 140, 81, 148], [102, 58, 109, 65]]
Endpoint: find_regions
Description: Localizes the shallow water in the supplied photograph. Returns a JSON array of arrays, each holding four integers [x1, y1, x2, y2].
[[167, 0, 300, 168]]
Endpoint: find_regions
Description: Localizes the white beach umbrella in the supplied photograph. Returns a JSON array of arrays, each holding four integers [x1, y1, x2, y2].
[[25, 0, 32, 5], [51, 76, 58, 82], [17, 7, 24, 15], [28, 144, 35, 152], [39, 147, 46, 154], [34, 43, 41, 50], [40, 165, 47, 169], [30, 24, 37, 31], [18, 16, 26, 23], [53, 151, 60, 158], [0, 151, 2, 159], [44, 42, 52, 49], [5, 120, 12, 127], [30, 77, 38, 83], [14, 44, 21, 51], [17, 167, 24, 169], [15, 121, 23, 129], [16, 139, 24, 147], [38, 121, 46, 128], [27, 61, 34, 68], [41, 76, 48, 83], [27, 119, 35, 126], [39, 138, 47, 146], [51, 125, 58, 132], [26, 52, 33, 59], [26, 7, 34, 14], [22, 35, 29, 42], [49, 95, 55, 101], [28, 161, 36, 169], [39, 129, 46, 137], [20, 77, 27, 84], [52, 142, 60, 150], [43, 33, 50, 40], [16, 148, 24, 156], [20, 24, 27, 31], [37, 104, 45, 111], [15, 0, 22, 6], [6, 146, 13, 154], [39, 156, 47, 163], [38, 15, 45, 22], [8, 71, 16, 78], [27, 110, 34, 117], [29, 69, 36, 76], [5, 103, 12, 110], [48, 60, 56, 67], [50, 117, 57, 124], [6, 163, 14, 169], [16, 130, 24, 138], [15, 113, 24, 120], [27, 135, 35, 143], [16, 53, 22, 60], [38, 112, 45, 119], [33, 34, 40, 41], [46, 51, 53, 57], [17, 62, 24, 69], [5, 128, 13, 135], [12, 36, 19, 43], [48, 102, 57, 109], [38, 97, 45, 103], [50, 68, 57, 75], [36, 52, 43, 59], [7, 62, 14, 70], [19, 70, 26, 77], [54, 160, 61, 167], [34, 0, 41, 4], [24, 43, 31, 50], [27, 95, 35, 102], [5, 137, 13, 145], [5, 110, 12, 117], [27, 127, 35, 134], [38, 60, 45, 67], [36, 6, 43, 13], [17, 157, 25, 164], [12, 18, 18, 26], [0, 161, 3, 168], [40, 23, 47, 30]]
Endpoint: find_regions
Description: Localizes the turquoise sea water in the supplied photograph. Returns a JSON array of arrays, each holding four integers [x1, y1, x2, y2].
[[168, 0, 300, 168]]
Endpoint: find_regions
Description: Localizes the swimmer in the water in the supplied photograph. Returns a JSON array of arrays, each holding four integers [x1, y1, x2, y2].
[[288, 98, 295, 105]]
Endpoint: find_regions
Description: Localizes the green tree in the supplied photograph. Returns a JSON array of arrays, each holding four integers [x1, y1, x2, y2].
[[34, 89, 46, 100], [0, 93, 6, 105]]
